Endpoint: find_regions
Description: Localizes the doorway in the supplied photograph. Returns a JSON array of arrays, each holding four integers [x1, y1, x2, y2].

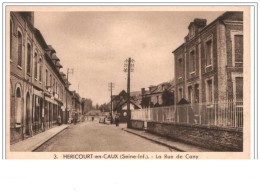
[[25, 92, 30, 136]]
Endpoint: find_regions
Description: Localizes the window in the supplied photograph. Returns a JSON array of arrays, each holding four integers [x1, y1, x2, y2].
[[50, 74, 52, 91], [194, 84, 199, 103], [10, 20, 13, 59], [34, 52, 37, 79], [178, 88, 183, 101], [17, 31, 22, 67], [234, 35, 243, 66], [205, 39, 213, 66], [235, 77, 243, 101], [188, 86, 193, 103], [56, 81, 57, 94], [189, 50, 195, 73], [27, 44, 32, 74], [39, 58, 42, 82], [53, 79, 55, 93], [46, 70, 48, 88], [15, 87, 22, 124], [206, 79, 213, 104], [178, 58, 183, 78]]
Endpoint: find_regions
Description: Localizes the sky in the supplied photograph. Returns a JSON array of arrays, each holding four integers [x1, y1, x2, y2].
[[34, 11, 224, 105]]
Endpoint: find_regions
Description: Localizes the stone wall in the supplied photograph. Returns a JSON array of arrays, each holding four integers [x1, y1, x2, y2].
[[147, 121, 243, 151], [130, 120, 144, 130]]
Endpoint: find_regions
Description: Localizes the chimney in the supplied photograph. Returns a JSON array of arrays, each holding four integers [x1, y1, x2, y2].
[[21, 12, 34, 25], [141, 88, 145, 95], [188, 18, 207, 38]]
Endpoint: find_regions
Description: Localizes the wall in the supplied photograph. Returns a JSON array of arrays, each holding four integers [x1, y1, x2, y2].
[[130, 120, 144, 130], [147, 121, 243, 151]]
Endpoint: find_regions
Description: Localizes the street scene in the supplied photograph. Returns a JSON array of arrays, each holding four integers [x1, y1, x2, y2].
[[35, 120, 175, 152], [9, 10, 244, 153]]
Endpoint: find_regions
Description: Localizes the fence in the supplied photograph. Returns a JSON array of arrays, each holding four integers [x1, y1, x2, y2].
[[131, 100, 243, 128]]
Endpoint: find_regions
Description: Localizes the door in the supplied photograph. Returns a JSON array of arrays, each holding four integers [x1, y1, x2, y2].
[[25, 93, 30, 136]]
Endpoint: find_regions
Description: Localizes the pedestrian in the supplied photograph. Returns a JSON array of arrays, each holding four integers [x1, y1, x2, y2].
[[115, 114, 120, 127], [57, 115, 61, 126], [74, 114, 77, 125]]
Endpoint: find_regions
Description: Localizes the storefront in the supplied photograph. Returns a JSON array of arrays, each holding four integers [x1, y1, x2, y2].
[[32, 89, 44, 135], [44, 94, 59, 130]]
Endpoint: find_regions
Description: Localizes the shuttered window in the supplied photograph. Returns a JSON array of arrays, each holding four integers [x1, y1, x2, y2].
[[234, 35, 243, 66], [18, 32, 22, 67], [27, 44, 31, 74]]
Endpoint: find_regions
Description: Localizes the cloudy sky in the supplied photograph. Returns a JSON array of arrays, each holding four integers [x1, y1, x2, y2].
[[34, 11, 224, 105]]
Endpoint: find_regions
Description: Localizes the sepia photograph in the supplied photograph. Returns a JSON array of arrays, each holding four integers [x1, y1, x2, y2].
[[6, 5, 251, 159]]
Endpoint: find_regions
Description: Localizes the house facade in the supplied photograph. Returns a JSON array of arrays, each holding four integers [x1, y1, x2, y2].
[[9, 11, 76, 144], [173, 11, 243, 105], [172, 11, 243, 126]]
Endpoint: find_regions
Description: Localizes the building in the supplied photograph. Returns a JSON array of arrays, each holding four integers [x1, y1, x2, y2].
[[141, 82, 175, 108], [9, 11, 74, 144], [111, 90, 141, 122], [172, 11, 243, 125], [173, 11, 243, 104], [71, 91, 82, 122]]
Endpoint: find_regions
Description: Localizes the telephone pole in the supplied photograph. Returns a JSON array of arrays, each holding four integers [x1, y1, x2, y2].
[[124, 58, 135, 128], [108, 82, 115, 123], [65, 68, 74, 124]]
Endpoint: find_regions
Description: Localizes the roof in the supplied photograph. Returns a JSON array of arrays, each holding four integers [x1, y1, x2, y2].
[[130, 91, 141, 97], [46, 45, 56, 53], [55, 61, 63, 68], [34, 28, 48, 49], [172, 11, 243, 53], [51, 54, 60, 61], [143, 81, 174, 96], [113, 99, 141, 111]]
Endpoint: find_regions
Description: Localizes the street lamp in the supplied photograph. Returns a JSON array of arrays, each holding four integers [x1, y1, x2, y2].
[[65, 68, 74, 124], [124, 58, 135, 128]]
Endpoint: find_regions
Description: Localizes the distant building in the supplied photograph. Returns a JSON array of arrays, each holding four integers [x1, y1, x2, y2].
[[141, 82, 175, 108], [111, 90, 141, 122]]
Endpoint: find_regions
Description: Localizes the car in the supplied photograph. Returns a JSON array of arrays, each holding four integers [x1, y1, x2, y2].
[[99, 116, 111, 124]]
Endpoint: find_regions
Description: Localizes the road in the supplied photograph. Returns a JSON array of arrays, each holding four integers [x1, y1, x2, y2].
[[35, 120, 175, 152]]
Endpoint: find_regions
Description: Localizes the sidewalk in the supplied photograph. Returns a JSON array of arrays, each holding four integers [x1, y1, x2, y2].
[[10, 124, 69, 152], [123, 127, 211, 152]]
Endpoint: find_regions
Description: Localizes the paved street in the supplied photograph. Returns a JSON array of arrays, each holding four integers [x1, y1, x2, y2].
[[35, 121, 176, 152]]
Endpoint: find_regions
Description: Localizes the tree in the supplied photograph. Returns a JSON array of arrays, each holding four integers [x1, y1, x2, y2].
[[162, 90, 174, 106], [141, 97, 151, 108], [83, 98, 93, 113]]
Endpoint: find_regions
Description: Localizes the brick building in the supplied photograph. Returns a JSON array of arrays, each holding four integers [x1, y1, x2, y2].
[[173, 11, 243, 105], [9, 12, 76, 144]]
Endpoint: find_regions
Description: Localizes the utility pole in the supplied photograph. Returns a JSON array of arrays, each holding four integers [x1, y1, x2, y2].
[[108, 82, 115, 123], [124, 58, 134, 128], [65, 68, 73, 124]]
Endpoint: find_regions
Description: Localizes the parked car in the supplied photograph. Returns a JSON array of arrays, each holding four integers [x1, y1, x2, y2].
[[99, 116, 111, 124]]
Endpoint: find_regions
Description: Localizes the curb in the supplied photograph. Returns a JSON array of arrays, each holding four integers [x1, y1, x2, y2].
[[123, 128, 185, 152], [32, 125, 69, 152]]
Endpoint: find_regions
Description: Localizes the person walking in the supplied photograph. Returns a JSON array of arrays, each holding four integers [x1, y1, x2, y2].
[[57, 115, 61, 126], [115, 114, 120, 127]]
